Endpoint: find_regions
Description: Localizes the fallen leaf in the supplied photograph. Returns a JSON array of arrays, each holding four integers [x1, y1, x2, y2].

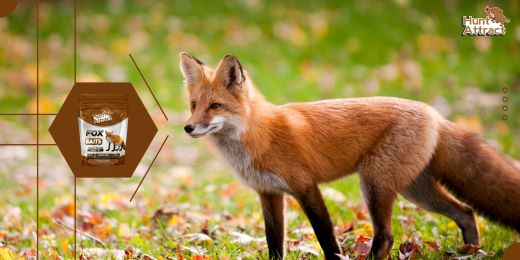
[[98, 192, 127, 211], [125, 246, 141, 259], [288, 240, 319, 256], [0, 247, 23, 260], [351, 205, 369, 221], [339, 222, 354, 233], [177, 245, 183, 260], [398, 235, 423, 260], [424, 240, 440, 251], [291, 227, 314, 237], [352, 222, 373, 237], [181, 233, 213, 247], [91, 223, 112, 240], [180, 246, 207, 255], [285, 197, 300, 210], [167, 215, 179, 228], [220, 181, 238, 197], [79, 248, 125, 260], [151, 208, 176, 229], [353, 235, 372, 258], [457, 244, 481, 255], [189, 256, 210, 260], [19, 248, 36, 258], [118, 223, 132, 239], [397, 214, 415, 230], [0, 231, 8, 240], [229, 232, 266, 246], [60, 239, 69, 255], [143, 254, 158, 260], [2, 207, 22, 230]]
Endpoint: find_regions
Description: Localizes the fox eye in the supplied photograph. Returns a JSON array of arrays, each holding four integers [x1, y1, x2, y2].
[[191, 101, 196, 109], [210, 103, 222, 109]]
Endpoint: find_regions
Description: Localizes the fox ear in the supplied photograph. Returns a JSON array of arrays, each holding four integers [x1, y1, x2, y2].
[[215, 55, 244, 89], [179, 52, 205, 85]]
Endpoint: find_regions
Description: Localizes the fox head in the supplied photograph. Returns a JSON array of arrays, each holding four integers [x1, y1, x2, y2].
[[180, 52, 253, 138]]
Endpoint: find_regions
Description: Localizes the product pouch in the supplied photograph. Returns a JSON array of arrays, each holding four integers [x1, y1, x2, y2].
[[78, 94, 128, 166]]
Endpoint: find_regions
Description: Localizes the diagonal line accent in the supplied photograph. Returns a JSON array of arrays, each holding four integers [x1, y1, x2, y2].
[[130, 135, 169, 202], [129, 54, 169, 121]]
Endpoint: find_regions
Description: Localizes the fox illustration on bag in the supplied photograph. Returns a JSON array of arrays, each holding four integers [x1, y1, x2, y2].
[[106, 131, 126, 152]]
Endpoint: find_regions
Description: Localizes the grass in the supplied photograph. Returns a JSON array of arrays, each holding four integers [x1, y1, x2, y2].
[[0, 0, 519, 259]]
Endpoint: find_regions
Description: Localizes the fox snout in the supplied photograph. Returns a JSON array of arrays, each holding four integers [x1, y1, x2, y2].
[[184, 123, 210, 138], [184, 124, 195, 133], [184, 116, 227, 138]]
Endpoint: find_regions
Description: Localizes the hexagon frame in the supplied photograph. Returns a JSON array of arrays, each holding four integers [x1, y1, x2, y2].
[[49, 82, 157, 178]]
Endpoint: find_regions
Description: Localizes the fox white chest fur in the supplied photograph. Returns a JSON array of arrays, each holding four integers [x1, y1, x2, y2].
[[211, 131, 289, 193]]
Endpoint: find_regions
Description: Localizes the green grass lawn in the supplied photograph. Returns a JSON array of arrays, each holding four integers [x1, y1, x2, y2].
[[0, 0, 519, 259]]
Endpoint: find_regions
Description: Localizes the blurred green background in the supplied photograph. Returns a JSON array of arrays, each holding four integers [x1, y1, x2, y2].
[[0, 0, 519, 259], [2, 0, 519, 152]]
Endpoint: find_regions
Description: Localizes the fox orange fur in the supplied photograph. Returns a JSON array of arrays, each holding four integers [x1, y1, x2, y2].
[[105, 131, 125, 152], [179, 53, 520, 259]]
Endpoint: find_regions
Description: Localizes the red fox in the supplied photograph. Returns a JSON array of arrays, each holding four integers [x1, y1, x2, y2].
[[179, 52, 520, 259], [105, 131, 125, 152]]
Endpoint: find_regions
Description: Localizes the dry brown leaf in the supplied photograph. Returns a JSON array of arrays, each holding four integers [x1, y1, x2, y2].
[[457, 243, 481, 255], [398, 235, 423, 260], [177, 245, 184, 260], [424, 240, 441, 251], [288, 240, 319, 256], [189, 256, 210, 260], [181, 233, 213, 247], [353, 235, 372, 258], [351, 204, 369, 221], [51, 203, 74, 219]]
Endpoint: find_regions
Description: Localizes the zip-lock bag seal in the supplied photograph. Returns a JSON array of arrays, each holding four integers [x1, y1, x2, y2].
[[78, 94, 128, 166]]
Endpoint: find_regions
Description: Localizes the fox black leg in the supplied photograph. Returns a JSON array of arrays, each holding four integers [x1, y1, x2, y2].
[[294, 184, 342, 259], [259, 192, 285, 259], [360, 177, 396, 260], [401, 167, 479, 245]]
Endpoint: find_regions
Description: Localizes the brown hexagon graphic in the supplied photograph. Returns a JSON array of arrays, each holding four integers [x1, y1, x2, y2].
[[0, 0, 17, 17], [49, 82, 157, 178]]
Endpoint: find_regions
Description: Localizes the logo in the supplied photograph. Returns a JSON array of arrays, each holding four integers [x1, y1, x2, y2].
[[92, 113, 112, 124], [462, 6, 510, 36]]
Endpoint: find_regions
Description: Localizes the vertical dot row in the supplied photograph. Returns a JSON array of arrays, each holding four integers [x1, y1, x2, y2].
[[502, 87, 509, 120]]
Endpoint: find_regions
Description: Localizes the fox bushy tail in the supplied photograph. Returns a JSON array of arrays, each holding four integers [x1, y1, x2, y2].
[[432, 122, 520, 231]]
